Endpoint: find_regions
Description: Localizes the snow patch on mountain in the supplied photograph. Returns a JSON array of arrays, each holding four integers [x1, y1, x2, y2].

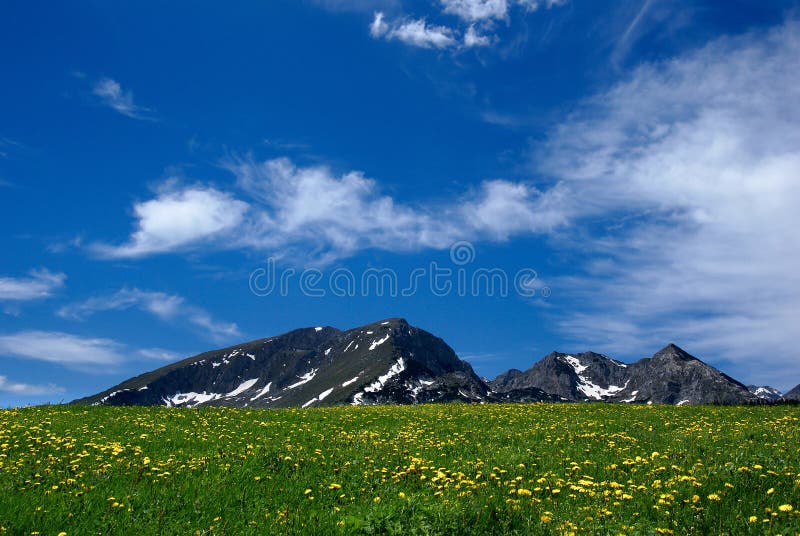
[[342, 374, 361, 387], [369, 334, 390, 351], [226, 378, 259, 397], [250, 382, 273, 401], [352, 358, 406, 405], [164, 391, 222, 408], [286, 369, 318, 390], [561, 355, 629, 400]]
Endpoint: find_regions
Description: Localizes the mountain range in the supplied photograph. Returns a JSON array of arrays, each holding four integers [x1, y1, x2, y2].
[[74, 318, 799, 408]]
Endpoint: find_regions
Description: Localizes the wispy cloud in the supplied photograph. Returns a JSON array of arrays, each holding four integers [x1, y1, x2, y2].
[[91, 156, 566, 263], [532, 20, 800, 389], [0, 375, 65, 396], [58, 288, 241, 343], [0, 269, 66, 301], [92, 77, 156, 120], [138, 348, 185, 362], [368, 1, 566, 50], [0, 137, 24, 159], [0, 331, 125, 369], [225, 156, 566, 261], [371, 14, 458, 49]]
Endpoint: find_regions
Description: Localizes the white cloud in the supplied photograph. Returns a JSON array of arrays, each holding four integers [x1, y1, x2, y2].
[[92, 186, 249, 258], [224, 156, 565, 260], [92, 77, 154, 120], [389, 18, 458, 49], [0, 269, 66, 301], [370, 11, 389, 37], [59, 288, 241, 343], [441, 0, 508, 22], [533, 20, 800, 389], [96, 155, 572, 262], [368, 0, 565, 49], [0, 375, 65, 396], [0, 331, 125, 368], [464, 25, 492, 47]]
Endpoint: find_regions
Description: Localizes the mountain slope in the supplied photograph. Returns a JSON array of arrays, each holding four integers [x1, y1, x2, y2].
[[74, 318, 488, 408], [491, 344, 757, 405], [784, 384, 800, 401]]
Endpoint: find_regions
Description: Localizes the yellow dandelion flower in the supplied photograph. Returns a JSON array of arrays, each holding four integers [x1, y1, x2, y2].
[[328, 483, 341, 490], [303, 489, 312, 495], [767, 488, 775, 495], [373, 496, 381, 504], [748, 516, 758, 523], [778, 504, 793, 512], [540, 515, 552, 523], [398, 492, 406, 499], [707, 493, 721, 501]]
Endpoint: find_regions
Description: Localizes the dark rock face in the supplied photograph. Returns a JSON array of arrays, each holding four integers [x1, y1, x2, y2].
[[74, 318, 489, 408], [616, 344, 756, 405], [491, 344, 758, 405]]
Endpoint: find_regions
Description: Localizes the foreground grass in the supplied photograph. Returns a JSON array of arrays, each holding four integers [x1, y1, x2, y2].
[[0, 404, 798, 535]]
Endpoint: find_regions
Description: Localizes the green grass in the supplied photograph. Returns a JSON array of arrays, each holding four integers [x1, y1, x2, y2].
[[1, 404, 799, 535]]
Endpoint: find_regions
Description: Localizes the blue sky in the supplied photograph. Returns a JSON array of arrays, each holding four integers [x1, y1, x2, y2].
[[1, 0, 799, 406]]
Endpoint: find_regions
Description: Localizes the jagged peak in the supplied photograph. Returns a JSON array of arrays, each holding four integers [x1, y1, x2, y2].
[[652, 343, 696, 361]]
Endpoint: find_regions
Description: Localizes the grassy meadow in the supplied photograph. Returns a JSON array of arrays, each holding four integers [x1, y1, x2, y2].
[[1, 403, 799, 535]]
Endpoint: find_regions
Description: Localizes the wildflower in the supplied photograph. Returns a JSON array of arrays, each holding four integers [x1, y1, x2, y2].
[[748, 516, 758, 523], [373, 496, 381, 504], [328, 483, 341, 490], [303, 489, 312, 495], [398, 492, 406, 499], [707, 493, 721, 501], [778, 504, 793, 512], [767, 488, 775, 495]]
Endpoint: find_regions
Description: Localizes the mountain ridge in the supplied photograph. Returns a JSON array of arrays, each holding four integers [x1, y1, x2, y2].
[[74, 318, 794, 408]]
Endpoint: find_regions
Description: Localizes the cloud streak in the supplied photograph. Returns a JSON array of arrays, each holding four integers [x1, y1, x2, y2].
[[0, 269, 66, 301], [0, 375, 65, 396], [92, 77, 155, 120], [59, 288, 241, 343], [0, 331, 126, 369]]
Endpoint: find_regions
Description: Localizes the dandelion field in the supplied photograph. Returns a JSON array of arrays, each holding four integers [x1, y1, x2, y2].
[[1, 404, 799, 535]]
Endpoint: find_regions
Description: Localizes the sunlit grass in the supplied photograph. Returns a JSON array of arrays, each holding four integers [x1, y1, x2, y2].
[[1, 404, 798, 534]]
